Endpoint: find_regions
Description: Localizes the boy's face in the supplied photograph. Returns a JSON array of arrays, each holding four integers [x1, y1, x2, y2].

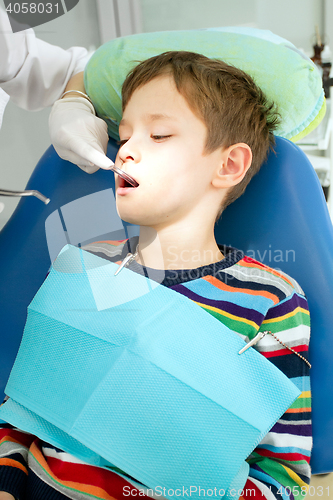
[[115, 74, 225, 228]]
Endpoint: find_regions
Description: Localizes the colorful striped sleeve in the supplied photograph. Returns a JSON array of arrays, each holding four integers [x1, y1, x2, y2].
[[243, 287, 312, 499], [0, 421, 34, 499], [174, 255, 312, 500]]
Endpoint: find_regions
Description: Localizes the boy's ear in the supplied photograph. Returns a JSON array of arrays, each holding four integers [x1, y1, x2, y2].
[[212, 143, 252, 188]]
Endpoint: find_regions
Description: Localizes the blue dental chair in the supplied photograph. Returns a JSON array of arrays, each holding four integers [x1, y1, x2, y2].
[[0, 136, 332, 475]]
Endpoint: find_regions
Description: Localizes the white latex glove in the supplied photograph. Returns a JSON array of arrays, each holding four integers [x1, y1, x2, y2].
[[49, 96, 114, 174]]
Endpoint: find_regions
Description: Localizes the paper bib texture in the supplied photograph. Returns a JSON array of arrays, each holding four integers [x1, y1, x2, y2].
[[0, 245, 300, 499]]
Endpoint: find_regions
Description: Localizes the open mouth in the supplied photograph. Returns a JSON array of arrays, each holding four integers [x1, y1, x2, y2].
[[112, 164, 139, 188], [118, 175, 139, 189]]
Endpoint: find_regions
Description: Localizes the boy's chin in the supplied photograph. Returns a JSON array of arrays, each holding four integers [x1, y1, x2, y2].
[[116, 209, 160, 228], [116, 206, 142, 226], [116, 201, 166, 227]]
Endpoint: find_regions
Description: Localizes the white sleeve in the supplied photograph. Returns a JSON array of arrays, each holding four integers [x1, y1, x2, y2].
[[0, 8, 90, 111]]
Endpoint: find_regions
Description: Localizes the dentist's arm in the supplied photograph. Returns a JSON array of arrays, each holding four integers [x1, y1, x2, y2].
[[49, 72, 113, 173], [0, 8, 112, 173], [0, 8, 88, 110]]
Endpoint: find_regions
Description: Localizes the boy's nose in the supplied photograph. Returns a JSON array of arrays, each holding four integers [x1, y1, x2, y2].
[[119, 153, 134, 163], [118, 141, 140, 164]]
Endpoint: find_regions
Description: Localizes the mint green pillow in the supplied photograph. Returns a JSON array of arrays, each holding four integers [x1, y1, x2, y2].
[[84, 27, 325, 142]]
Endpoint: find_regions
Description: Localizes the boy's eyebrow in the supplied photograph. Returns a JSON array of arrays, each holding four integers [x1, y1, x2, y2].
[[119, 113, 176, 127]]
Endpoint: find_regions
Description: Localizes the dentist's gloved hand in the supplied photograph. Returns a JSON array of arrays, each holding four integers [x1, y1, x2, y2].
[[49, 96, 114, 174]]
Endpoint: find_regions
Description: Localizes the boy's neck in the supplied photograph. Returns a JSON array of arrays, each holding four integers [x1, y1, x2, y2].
[[135, 226, 224, 271]]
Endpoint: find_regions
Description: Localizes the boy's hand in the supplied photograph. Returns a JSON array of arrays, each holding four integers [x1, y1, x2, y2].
[[0, 492, 15, 500]]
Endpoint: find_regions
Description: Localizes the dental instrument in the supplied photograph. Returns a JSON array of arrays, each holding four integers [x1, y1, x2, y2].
[[111, 165, 138, 187], [0, 188, 50, 204]]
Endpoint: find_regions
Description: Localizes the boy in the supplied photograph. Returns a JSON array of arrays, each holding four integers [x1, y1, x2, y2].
[[0, 51, 311, 500]]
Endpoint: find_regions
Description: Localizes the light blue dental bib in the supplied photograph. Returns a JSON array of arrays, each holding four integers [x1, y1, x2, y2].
[[0, 245, 300, 499]]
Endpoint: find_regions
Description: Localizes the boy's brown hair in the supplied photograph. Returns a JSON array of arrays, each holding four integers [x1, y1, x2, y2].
[[122, 51, 280, 219]]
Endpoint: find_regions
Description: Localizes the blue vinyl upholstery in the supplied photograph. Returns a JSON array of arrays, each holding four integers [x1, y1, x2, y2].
[[0, 136, 332, 474]]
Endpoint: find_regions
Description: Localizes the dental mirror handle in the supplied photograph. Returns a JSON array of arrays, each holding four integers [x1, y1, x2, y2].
[[0, 188, 50, 205], [111, 165, 139, 187]]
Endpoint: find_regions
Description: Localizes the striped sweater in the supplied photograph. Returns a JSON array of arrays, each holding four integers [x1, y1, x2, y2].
[[0, 238, 312, 500]]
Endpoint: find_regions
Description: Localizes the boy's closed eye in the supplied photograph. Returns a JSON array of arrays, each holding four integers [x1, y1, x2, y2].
[[117, 135, 172, 147], [151, 135, 172, 141]]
